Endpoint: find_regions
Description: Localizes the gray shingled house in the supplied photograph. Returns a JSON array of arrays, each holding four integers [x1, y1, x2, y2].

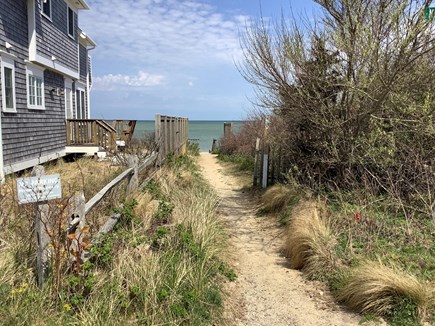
[[0, 0, 96, 182]]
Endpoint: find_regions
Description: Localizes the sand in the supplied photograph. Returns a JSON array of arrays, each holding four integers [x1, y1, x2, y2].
[[198, 152, 362, 326]]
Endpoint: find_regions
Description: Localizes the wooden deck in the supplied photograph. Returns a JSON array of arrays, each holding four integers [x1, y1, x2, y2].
[[66, 119, 136, 154]]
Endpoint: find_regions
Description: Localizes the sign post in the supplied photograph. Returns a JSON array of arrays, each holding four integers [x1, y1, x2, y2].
[[17, 166, 62, 285]]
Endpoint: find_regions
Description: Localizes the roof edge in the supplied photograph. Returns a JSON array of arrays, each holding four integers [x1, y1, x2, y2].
[[79, 32, 96, 47]]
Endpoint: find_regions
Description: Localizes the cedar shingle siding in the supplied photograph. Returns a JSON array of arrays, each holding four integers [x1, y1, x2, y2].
[[0, 0, 93, 174], [79, 44, 87, 83], [35, 0, 78, 71]]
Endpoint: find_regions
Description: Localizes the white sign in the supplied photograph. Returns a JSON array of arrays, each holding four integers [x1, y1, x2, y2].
[[17, 174, 62, 204]]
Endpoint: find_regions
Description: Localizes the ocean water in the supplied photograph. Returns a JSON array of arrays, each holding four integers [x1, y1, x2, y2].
[[133, 120, 241, 152]]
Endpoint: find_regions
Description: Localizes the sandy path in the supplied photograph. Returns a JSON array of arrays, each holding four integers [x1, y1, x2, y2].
[[198, 153, 361, 326]]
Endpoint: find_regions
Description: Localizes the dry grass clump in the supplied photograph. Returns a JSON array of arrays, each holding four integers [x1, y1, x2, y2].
[[132, 192, 156, 226], [337, 261, 430, 321], [260, 184, 298, 213], [285, 200, 337, 279], [46, 157, 124, 200]]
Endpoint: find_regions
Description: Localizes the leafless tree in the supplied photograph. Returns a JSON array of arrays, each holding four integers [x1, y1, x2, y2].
[[240, 0, 435, 217]]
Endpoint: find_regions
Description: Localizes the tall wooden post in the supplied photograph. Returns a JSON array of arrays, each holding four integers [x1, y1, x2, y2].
[[262, 149, 269, 189], [68, 191, 86, 261], [155, 114, 162, 164], [224, 122, 232, 136], [32, 165, 51, 286], [127, 155, 139, 195], [253, 138, 261, 186]]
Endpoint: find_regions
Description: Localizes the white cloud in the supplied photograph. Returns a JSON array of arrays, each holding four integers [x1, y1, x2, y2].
[[93, 71, 164, 91], [81, 0, 251, 67]]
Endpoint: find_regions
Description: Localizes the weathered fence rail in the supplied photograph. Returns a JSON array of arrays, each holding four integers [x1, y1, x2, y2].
[[29, 114, 189, 284], [84, 153, 157, 215]]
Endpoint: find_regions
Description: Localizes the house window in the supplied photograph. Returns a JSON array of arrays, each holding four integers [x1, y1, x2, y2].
[[67, 7, 74, 37], [65, 88, 72, 118], [42, 0, 51, 19], [1, 56, 16, 112], [76, 89, 86, 119], [27, 64, 45, 110]]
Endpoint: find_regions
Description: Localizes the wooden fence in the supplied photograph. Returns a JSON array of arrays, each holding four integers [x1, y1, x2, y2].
[[253, 127, 291, 188], [32, 114, 190, 284], [253, 140, 291, 188], [155, 114, 189, 163]]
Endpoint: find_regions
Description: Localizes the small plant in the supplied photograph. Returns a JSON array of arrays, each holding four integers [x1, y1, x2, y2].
[[151, 226, 171, 249], [89, 233, 115, 268], [142, 180, 162, 199], [188, 140, 200, 156], [113, 199, 138, 228], [359, 313, 382, 324], [153, 201, 175, 224], [218, 262, 237, 282], [175, 224, 203, 260], [218, 154, 254, 172]]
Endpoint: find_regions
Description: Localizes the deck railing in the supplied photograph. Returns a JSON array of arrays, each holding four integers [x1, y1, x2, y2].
[[112, 120, 137, 146], [66, 119, 117, 152]]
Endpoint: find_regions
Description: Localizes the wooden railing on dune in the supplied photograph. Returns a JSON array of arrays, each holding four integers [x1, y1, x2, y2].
[[112, 120, 137, 146], [66, 119, 117, 152]]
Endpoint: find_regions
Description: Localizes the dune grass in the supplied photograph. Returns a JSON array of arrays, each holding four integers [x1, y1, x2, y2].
[[255, 181, 434, 325], [260, 184, 298, 213], [285, 201, 338, 280], [0, 154, 231, 325], [337, 261, 430, 325]]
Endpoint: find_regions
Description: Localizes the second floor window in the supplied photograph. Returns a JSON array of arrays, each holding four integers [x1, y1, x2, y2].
[[42, 0, 51, 19], [68, 7, 74, 37]]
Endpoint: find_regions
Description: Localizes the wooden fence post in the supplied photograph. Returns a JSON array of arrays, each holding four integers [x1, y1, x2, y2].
[[127, 155, 139, 195], [262, 148, 269, 189], [155, 114, 162, 164], [253, 138, 261, 186], [68, 191, 86, 261], [211, 139, 218, 153], [31, 165, 51, 286], [224, 122, 232, 136]]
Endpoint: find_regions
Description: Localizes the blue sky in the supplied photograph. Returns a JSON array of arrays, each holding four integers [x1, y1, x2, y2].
[[79, 0, 321, 120]]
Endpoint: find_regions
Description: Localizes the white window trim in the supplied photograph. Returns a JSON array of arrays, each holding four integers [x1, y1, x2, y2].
[[75, 85, 85, 119], [1, 56, 17, 113], [67, 5, 75, 39], [26, 63, 46, 110], [41, 0, 52, 21]]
